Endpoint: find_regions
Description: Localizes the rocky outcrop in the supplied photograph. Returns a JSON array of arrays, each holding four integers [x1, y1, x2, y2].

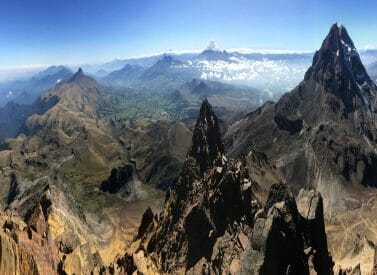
[[2, 179, 109, 274], [26, 203, 47, 237], [136, 206, 156, 240], [0, 69, 167, 274], [225, 24, 377, 212], [304, 24, 376, 114], [189, 98, 224, 175], [100, 164, 134, 194], [100, 164, 150, 202], [333, 236, 377, 274], [0, 210, 57, 274], [113, 100, 334, 274], [224, 23, 377, 272], [7, 172, 20, 205], [296, 189, 333, 275], [244, 184, 333, 275], [0, 230, 39, 275]]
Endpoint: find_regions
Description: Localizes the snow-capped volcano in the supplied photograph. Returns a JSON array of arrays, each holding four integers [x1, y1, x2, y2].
[[158, 43, 308, 95], [197, 41, 233, 61], [206, 40, 221, 51]]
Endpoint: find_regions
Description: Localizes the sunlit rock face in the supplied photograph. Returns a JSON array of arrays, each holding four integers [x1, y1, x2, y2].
[[110, 100, 333, 275], [225, 23, 377, 273], [225, 23, 377, 214]]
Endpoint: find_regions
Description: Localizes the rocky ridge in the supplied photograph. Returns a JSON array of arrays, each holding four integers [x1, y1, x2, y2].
[[0, 70, 171, 274], [225, 23, 377, 212], [225, 23, 377, 273], [112, 100, 334, 274]]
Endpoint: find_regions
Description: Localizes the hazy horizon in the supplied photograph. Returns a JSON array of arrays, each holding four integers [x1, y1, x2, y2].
[[1, 0, 377, 70]]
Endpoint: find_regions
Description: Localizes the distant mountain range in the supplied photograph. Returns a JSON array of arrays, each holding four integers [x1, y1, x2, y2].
[[367, 60, 377, 81], [226, 23, 377, 209], [2, 42, 377, 109], [88, 42, 377, 96], [95, 45, 314, 95], [0, 65, 73, 106]]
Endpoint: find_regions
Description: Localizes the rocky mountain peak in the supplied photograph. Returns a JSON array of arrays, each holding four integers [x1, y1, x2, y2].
[[72, 67, 84, 78], [304, 23, 376, 112], [142, 55, 183, 79], [189, 99, 224, 174], [120, 63, 139, 71], [158, 54, 182, 67], [33, 65, 72, 80], [196, 81, 208, 89], [66, 67, 99, 87], [206, 40, 221, 52], [191, 81, 210, 94], [68, 67, 86, 83]]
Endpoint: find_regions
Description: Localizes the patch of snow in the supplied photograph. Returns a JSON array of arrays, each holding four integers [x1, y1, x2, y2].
[[207, 41, 220, 52], [356, 82, 372, 112]]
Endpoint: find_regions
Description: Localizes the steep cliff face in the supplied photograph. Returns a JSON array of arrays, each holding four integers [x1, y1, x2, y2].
[[225, 24, 377, 214], [224, 23, 377, 273], [189, 98, 224, 175], [0, 231, 39, 275], [0, 210, 56, 275], [304, 24, 376, 114], [113, 100, 334, 274], [0, 69, 169, 274]]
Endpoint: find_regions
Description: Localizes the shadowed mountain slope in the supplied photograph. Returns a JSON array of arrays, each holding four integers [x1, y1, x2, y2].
[[225, 24, 377, 214], [225, 24, 377, 273], [110, 100, 333, 275]]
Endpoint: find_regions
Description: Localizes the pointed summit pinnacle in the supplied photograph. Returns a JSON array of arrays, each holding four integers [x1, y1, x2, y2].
[[76, 67, 83, 75], [70, 67, 85, 82], [206, 41, 220, 52], [304, 23, 376, 113], [189, 99, 224, 175]]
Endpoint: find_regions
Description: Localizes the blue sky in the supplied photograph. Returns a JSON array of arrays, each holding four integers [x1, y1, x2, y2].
[[1, 0, 377, 68]]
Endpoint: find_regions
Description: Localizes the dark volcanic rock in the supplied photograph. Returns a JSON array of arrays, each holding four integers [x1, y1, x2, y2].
[[7, 173, 20, 205], [225, 23, 377, 214], [114, 101, 334, 274], [304, 24, 376, 114], [189, 99, 224, 175], [274, 114, 303, 134], [26, 203, 47, 236], [247, 184, 333, 275], [100, 164, 134, 194], [296, 189, 333, 275], [265, 183, 296, 210], [136, 207, 155, 240]]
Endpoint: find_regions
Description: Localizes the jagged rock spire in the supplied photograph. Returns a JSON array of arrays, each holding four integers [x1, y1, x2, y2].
[[70, 67, 85, 81], [189, 99, 224, 175], [304, 23, 376, 112], [66, 67, 99, 88]]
